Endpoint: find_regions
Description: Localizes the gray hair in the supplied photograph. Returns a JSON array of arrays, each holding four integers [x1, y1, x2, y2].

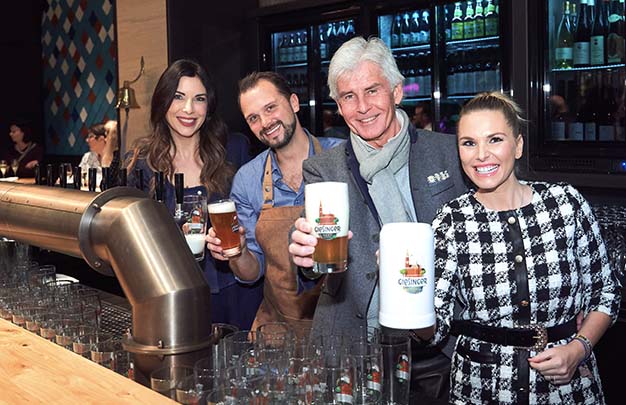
[[327, 37, 404, 100]]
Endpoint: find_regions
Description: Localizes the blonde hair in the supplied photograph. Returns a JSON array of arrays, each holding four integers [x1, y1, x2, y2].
[[460, 92, 526, 135]]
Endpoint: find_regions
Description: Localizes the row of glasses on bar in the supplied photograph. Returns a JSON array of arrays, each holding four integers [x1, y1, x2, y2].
[[149, 321, 413, 404], [0, 240, 132, 378]]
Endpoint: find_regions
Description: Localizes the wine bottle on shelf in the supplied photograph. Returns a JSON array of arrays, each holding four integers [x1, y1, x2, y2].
[[154, 171, 164, 202], [278, 34, 286, 64], [319, 26, 328, 60], [287, 33, 297, 63], [406, 53, 417, 97], [484, 0, 499, 36], [556, 1, 574, 69], [410, 11, 420, 46], [345, 19, 356, 40], [444, 4, 452, 41], [392, 14, 402, 48], [457, 49, 469, 94], [401, 12, 411, 47], [464, 1, 476, 40], [574, 0, 592, 67], [452, 2, 464, 40], [583, 74, 599, 140], [294, 32, 304, 63], [420, 10, 431, 44], [475, 0, 485, 38], [607, 0, 626, 63], [569, 74, 585, 140], [447, 52, 458, 95], [326, 23, 336, 55], [590, 0, 606, 65], [424, 52, 433, 97], [571, 2, 579, 33], [599, 71, 617, 140], [336, 21, 347, 49]]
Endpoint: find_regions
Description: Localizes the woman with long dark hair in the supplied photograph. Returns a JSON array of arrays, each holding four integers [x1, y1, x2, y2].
[[127, 59, 261, 330], [4, 122, 44, 178]]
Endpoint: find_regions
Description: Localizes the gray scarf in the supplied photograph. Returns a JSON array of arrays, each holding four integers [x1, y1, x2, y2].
[[351, 109, 412, 225]]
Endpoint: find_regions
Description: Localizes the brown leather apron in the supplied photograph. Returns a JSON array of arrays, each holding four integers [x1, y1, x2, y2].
[[251, 139, 323, 338]]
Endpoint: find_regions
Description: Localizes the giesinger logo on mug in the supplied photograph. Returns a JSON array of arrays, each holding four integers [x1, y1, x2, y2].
[[314, 201, 342, 240], [398, 251, 428, 294]]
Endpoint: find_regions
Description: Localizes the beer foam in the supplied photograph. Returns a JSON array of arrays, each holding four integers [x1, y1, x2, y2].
[[208, 200, 236, 214]]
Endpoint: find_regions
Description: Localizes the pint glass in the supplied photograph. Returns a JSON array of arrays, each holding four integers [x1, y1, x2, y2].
[[208, 199, 241, 257], [305, 181, 349, 274]]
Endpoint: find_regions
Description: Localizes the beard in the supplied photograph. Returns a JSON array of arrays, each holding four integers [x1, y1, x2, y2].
[[260, 116, 297, 150]]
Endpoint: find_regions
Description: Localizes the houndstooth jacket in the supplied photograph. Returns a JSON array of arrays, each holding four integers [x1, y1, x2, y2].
[[431, 182, 621, 404]]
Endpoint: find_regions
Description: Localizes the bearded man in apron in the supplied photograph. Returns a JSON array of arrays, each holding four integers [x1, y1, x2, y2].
[[207, 72, 343, 336]]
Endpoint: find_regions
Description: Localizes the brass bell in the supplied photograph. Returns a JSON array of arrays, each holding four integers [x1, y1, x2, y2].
[[115, 82, 140, 109]]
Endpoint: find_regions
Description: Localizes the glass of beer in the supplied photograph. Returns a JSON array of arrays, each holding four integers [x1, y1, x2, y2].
[[182, 195, 208, 261], [208, 199, 241, 258], [305, 181, 349, 274]]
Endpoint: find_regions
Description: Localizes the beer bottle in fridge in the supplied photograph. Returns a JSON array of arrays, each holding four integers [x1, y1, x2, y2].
[[420, 10, 431, 44], [464, 1, 476, 40], [410, 11, 420, 46], [484, 0, 499, 36], [401, 12, 411, 47], [452, 2, 464, 40], [475, 0, 485, 38], [392, 14, 402, 48]]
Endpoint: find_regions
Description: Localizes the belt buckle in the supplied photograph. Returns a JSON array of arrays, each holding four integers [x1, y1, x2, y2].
[[519, 324, 548, 351]]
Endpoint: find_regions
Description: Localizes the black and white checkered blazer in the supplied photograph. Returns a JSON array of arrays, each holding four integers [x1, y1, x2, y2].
[[432, 182, 621, 404]]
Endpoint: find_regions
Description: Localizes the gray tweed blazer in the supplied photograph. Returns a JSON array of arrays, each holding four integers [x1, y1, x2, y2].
[[301, 125, 467, 338]]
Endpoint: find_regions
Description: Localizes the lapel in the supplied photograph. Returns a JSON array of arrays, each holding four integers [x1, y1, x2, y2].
[[408, 126, 426, 223], [345, 139, 381, 227]]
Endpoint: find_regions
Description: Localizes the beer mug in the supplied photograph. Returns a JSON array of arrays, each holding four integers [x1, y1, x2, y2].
[[305, 181, 349, 274], [182, 195, 208, 261], [379, 222, 435, 329], [208, 199, 241, 258]]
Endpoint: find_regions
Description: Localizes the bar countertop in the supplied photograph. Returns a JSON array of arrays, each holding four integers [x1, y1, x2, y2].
[[0, 319, 175, 404]]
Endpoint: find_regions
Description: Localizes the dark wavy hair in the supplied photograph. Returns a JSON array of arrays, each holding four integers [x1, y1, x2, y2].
[[11, 122, 34, 143], [128, 59, 234, 197]]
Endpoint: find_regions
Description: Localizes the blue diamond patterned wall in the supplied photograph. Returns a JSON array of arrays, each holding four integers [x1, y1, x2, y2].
[[42, 0, 117, 155]]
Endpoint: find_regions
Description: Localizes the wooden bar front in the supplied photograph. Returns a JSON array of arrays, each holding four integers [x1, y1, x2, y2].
[[0, 319, 175, 404]]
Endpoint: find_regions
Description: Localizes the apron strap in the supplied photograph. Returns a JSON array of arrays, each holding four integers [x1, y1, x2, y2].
[[261, 136, 323, 210]]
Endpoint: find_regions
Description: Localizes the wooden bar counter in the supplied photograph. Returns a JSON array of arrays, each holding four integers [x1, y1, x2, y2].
[[0, 319, 175, 404]]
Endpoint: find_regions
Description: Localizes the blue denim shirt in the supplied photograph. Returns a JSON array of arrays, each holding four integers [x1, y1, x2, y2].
[[230, 132, 344, 283]]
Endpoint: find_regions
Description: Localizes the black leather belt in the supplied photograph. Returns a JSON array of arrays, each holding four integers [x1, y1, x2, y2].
[[451, 318, 577, 351]]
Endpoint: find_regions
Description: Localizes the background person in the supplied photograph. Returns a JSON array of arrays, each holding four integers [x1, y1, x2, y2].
[[206, 71, 343, 335], [289, 37, 467, 403], [429, 92, 620, 404], [411, 101, 433, 131], [4, 121, 44, 177], [126, 59, 259, 330]]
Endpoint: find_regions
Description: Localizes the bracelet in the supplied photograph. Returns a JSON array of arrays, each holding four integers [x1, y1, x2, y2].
[[573, 334, 593, 364]]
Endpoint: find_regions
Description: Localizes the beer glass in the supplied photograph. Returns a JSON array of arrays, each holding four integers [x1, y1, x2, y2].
[[380, 335, 411, 405], [208, 199, 241, 258], [305, 182, 349, 274], [0, 160, 7, 178], [182, 195, 208, 261]]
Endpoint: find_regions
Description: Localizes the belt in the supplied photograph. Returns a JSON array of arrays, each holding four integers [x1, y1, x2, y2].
[[451, 318, 577, 352]]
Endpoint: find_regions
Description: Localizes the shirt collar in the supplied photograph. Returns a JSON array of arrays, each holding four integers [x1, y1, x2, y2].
[[269, 128, 315, 179]]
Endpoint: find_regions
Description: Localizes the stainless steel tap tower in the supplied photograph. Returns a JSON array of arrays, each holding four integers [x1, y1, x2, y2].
[[0, 182, 212, 385]]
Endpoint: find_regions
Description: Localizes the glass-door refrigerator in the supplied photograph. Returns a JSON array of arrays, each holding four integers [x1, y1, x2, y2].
[[376, 0, 507, 134], [261, 11, 359, 137], [527, 0, 626, 186]]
